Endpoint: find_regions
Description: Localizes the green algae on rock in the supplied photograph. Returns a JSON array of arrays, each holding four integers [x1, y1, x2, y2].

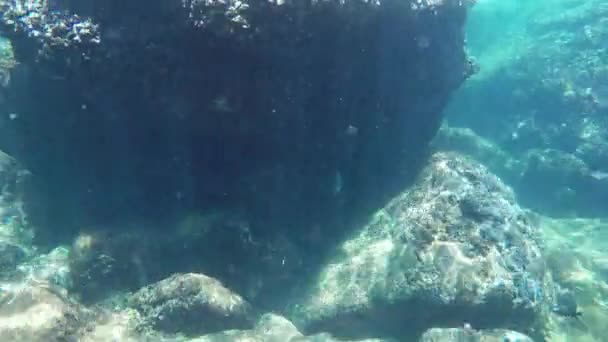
[[290, 152, 551, 341], [127, 273, 255, 336]]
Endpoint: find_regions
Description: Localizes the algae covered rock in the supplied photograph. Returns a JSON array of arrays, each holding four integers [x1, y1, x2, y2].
[[419, 327, 534, 342], [0, 282, 90, 341], [189, 313, 394, 342], [0, 0, 474, 242], [292, 152, 549, 340], [77, 308, 165, 342], [18, 246, 72, 290], [127, 272, 255, 336]]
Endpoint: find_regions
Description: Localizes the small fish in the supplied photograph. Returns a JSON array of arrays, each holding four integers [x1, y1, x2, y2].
[[552, 290, 583, 319], [333, 171, 343, 195], [211, 95, 234, 112], [590, 86, 608, 109], [589, 170, 608, 180], [416, 35, 431, 49], [593, 298, 608, 308], [553, 306, 583, 319]]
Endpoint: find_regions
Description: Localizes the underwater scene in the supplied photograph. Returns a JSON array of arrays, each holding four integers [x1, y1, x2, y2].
[[0, 0, 606, 341]]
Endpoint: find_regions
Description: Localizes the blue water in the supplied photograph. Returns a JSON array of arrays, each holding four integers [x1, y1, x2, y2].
[[0, 0, 607, 341]]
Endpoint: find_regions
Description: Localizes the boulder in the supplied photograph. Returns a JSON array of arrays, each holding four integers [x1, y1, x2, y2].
[[419, 327, 534, 342], [291, 152, 550, 340], [78, 308, 162, 342], [0, 280, 170, 342], [0, 0, 475, 241], [127, 273, 255, 336], [188, 313, 393, 342], [0, 282, 90, 341]]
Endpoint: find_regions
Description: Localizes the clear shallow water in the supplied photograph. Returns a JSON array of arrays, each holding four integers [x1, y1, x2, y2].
[[0, 0, 607, 341]]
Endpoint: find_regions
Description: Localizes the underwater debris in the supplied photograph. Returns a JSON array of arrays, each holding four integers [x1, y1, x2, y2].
[[0, 0, 472, 241]]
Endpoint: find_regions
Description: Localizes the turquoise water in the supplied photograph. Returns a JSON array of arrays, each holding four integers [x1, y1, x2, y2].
[[0, 0, 607, 341]]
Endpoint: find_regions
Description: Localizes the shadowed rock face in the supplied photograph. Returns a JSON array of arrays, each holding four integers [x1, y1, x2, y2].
[[0, 0, 474, 239]]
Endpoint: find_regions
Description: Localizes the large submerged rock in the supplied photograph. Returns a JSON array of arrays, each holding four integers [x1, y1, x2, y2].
[[127, 272, 255, 336], [0, 0, 474, 239], [291, 152, 550, 340]]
